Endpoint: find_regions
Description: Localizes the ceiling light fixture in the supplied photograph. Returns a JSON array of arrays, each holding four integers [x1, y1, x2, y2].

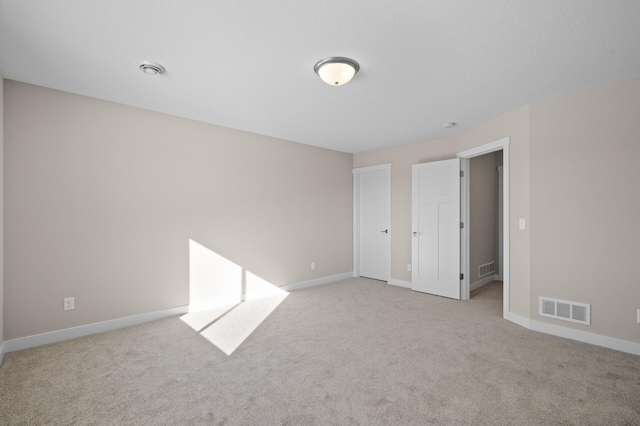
[[139, 61, 165, 76], [314, 57, 359, 86]]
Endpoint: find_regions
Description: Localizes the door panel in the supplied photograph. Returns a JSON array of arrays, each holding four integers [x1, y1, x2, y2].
[[358, 169, 390, 281], [412, 159, 461, 299]]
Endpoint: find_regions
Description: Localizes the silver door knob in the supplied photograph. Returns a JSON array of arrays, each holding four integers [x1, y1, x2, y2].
[[413, 231, 420, 236], [380, 229, 388, 233]]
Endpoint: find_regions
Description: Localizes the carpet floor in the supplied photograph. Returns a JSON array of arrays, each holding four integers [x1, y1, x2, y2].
[[1, 278, 639, 425]]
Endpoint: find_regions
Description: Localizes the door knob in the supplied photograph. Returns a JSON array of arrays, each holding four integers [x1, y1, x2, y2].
[[413, 231, 420, 236], [380, 229, 388, 233]]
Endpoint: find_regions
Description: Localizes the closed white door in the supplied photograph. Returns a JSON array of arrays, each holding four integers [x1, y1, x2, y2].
[[358, 168, 390, 281], [411, 159, 461, 299]]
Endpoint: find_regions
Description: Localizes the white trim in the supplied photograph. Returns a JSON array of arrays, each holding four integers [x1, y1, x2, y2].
[[353, 171, 359, 278], [2, 306, 188, 354], [503, 144, 510, 319], [497, 166, 504, 281], [506, 312, 531, 329], [470, 274, 498, 292], [189, 296, 241, 313], [280, 272, 353, 292], [352, 163, 391, 174], [1, 273, 353, 357], [457, 137, 510, 319], [507, 312, 640, 357], [457, 137, 510, 158], [388, 279, 412, 289], [352, 163, 392, 282], [460, 158, 470, 300]]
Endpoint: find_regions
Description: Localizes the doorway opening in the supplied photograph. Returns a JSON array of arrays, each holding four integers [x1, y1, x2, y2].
[[458, 137, 510, 319], [466, 151, 503, 308]]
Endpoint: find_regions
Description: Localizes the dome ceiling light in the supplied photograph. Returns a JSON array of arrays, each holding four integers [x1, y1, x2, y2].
[[314, 57, 360, 86], [139, 61, 165, 75]]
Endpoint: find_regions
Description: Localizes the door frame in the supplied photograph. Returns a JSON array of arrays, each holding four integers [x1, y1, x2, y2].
[[352, 163, 392, 282], [457, 137, 510, 318]]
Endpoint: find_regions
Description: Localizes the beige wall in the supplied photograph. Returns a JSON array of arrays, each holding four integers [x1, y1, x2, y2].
[[354, 75, 640, 344], [0, 72, 4, 348], [530, 76, 640, 342], [6, 73, 638, 346], [470, 153, 498, 283], [4, 81, 353, 340], [354, 105, 531, 317]]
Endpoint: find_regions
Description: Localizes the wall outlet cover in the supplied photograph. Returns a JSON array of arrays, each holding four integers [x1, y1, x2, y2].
[[64, 297, 75, 311]]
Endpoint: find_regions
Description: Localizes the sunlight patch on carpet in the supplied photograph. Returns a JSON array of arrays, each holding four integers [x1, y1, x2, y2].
[[180, 304, 238, 332], [200, 291, 288, 355]]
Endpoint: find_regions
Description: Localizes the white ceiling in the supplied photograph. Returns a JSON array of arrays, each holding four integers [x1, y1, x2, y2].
[[1, 1, 639, 154]]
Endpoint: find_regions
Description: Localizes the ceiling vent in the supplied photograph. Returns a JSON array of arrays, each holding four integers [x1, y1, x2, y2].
[[139, 61, 165, 75]]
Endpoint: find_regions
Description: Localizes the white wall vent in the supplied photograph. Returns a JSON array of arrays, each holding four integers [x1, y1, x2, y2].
[[539, 297, 590, 325], [478, 261, 495, 278]]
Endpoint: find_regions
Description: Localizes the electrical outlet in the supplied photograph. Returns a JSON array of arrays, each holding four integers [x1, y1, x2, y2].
[[407, 264, 412, 272], [519, 218, 526, 230], [64, 297, 75, 311], [311, 261, 315, 270]]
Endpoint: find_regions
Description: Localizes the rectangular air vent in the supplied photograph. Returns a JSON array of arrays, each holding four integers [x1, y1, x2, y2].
[[539, 297, 590, 325], [478, 261, 495, 278]]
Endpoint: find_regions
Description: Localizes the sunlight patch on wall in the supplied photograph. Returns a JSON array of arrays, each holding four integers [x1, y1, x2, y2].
[[188, 239, 242, 312]]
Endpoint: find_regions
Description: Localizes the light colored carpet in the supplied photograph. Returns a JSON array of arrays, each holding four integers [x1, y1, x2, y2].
[[1, 278, 639, 425]]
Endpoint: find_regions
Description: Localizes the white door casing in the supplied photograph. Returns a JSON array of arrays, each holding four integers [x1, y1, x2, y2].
[[411, 158, 461, 299], [353, 164, 391, 281], [497, 165, 504, 281]]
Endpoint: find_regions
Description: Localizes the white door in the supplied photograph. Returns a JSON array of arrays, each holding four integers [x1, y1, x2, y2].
[[411, 159, 461, 299], [358, 168, 390, 281]]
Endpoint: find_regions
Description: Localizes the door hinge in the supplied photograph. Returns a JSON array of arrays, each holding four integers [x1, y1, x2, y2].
[[460, 222, 464, 229], [460, 170, 464, 178], [460, 273, 464, 280]]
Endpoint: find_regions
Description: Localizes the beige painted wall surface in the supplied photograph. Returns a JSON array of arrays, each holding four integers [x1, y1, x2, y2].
[[0, 72, 4, 347], [353, 106, 531, 318], [4, 81, 353, 340], [530, 76, 640, 343], [470, 153, 497, 283]]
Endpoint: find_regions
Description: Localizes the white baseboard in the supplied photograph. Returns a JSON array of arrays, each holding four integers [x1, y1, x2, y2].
[[3, 273, 352, 357], [506, 312, 640, 356], [280, 272, 353, 292], [388, 279, 412, 289], [470, 274, 499, 292], [3, 305, 188, 355], [505, 312, 531, 329], [188, 296, 241, 313]]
